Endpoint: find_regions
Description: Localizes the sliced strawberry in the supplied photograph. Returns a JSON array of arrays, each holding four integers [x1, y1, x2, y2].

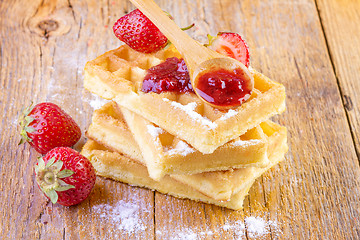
[[206, 32, 250, 67], [113, 9, 168, 53]]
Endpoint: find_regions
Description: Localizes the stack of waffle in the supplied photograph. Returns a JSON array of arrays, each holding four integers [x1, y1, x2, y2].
[[81, 45, 287, 210]]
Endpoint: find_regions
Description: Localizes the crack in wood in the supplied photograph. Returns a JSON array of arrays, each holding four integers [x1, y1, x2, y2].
[[261, 176, 275, 240], [67, 0, 76, 21], [32, 0, 46, 18], [343, 95, 353, 111], [218, 0, 227, 30], [314, 0, 360, 163], [153, 191, 156, 240], [293, 57, 303, 81], [201, 4, 210, 27], [106, 0, 111, 26], [76, 17, 82, 40]]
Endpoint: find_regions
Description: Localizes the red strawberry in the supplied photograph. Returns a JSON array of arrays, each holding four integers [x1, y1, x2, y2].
[[206, 32, 250, 67], [35, 147, 96, 206], [19, 102, 81, 154], [113, 9, 168, 53]]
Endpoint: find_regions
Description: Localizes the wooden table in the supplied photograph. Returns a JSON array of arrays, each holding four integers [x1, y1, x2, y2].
[[1, 0, 359, 239]]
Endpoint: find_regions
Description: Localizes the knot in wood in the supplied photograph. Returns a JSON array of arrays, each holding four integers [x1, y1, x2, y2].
[[343, 95, 353, 111], [37, 20, 59, 35]]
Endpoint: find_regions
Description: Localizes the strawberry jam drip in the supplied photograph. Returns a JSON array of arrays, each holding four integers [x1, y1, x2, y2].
[[195, 68, 252, 107], [141, 57, 193, 93]]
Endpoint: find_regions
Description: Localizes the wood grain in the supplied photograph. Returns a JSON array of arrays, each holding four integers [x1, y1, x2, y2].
[[316, 0, 360, 160], [239, 0, 360, 238], [0, 0, 155, 239], [0, 0, 359, 239]]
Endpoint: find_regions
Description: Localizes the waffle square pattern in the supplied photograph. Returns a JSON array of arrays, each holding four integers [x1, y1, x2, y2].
[[86, 102, 269, 181], [84, 45, 286, 154], [81, 104, 287, 209]]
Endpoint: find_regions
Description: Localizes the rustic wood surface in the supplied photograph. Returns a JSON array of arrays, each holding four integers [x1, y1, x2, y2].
[[1, 0, 359, 239]]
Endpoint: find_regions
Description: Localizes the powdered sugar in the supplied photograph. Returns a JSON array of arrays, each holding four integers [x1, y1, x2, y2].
[[231, 139, 262, 147], [245, 216, 281, 238], [156, 228, 215, 240], [220, 220, 245, 233], [166, 140, 195, 156], [219, 109, 238, 121], [88, 94, 110, 110], [92, 200, 147, 234], [81, 92, 110, 110], [92, 200, 280, 239], [163, 98, 217, 129], [155, 216, 280, 239], [147, 124, 164, 138]]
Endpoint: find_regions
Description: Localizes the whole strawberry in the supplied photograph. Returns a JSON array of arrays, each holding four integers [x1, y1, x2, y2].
[[19, 102, 81, 154], [113, 9, 168, 53], [206, 32, 250, 67], [35, 147, 96, 206]]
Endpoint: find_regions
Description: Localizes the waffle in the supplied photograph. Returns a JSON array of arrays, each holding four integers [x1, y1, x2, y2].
[[87, 102, 269, 182], [81, 121, 288, 210], [84, 45, 286, 154], [84, 102, 287, 201]]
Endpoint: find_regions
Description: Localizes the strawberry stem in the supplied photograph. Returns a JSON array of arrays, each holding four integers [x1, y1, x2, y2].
[[180, 23, 195, 31], [44, 172, 56, 185], [35, 157, 75, 204], [204, 34, 217, 47]]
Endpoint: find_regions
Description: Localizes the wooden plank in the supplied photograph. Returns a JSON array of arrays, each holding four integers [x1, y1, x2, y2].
[[0, 0, 155, 239], [315, 0, 360, 160], [152, 0, 360, 239], [1, 0, 360, 239], [241, 0, 360, 239]]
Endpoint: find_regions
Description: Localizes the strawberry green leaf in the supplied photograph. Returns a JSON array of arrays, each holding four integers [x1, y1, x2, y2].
[[56, 184, 75, 192], [52, 160, 63, 172], [22, 101, 34, 116], [46, 157, 56, 168], [19, 129, 32, 143], [24, 116, 34, 124], [37, 157, 46, 170], [18, 138, 26, 145], [57, 179, 75, 191], [45, 189, 59, 204], [24, 126, 35, 133], [57, 169, 74, 179]]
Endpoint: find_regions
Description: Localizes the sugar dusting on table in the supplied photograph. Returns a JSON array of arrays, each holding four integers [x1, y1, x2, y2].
[[92, 200, 281, 240], [245, 216, 280, 238], [156, 216, 281, 239], [92, 200, 147, 235], [91, 199, 281, 239]]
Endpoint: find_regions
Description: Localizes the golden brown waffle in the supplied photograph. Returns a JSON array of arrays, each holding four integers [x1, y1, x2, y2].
[[84, 45, 286, 154], [87, 102, 269, 182], [81, 121, 287, 210], [84, 102, 287, 201], [82, 140, 252, 210]]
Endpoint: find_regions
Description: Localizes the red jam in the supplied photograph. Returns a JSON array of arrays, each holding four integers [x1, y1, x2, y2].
[[195, 68, 252, 107], [141, 57, 194, 93]]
